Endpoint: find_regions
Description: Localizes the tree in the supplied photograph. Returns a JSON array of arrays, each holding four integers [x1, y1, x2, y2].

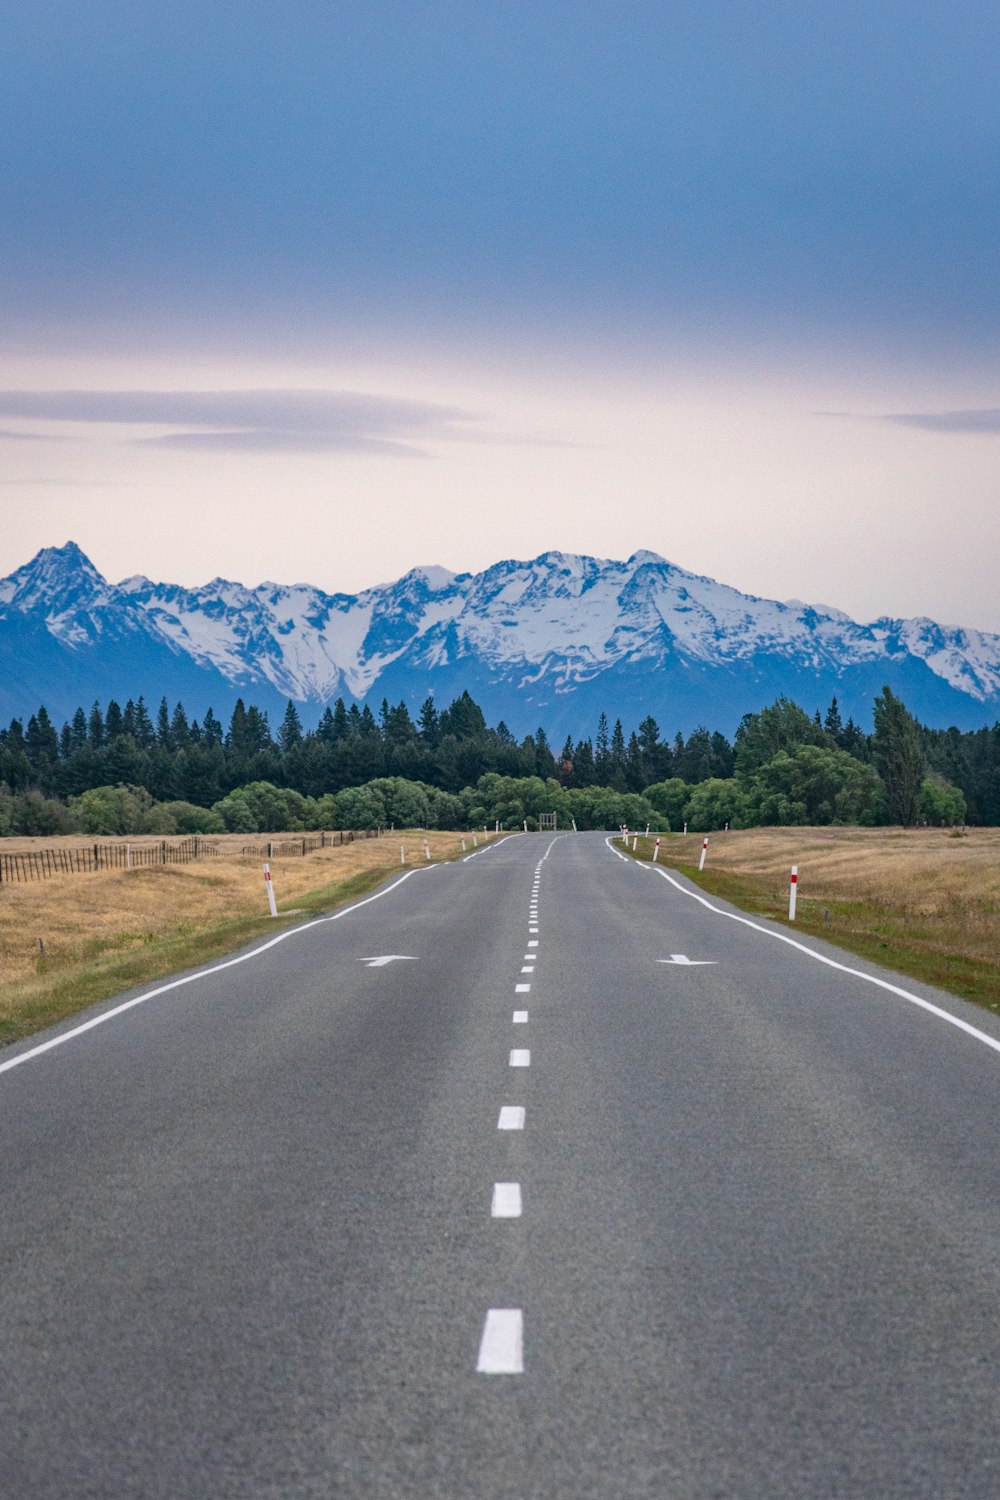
[[683, 778, 750, 832], [872, 687, 925, 825], [88, 702, 104, 749], [734, 697, 825, 779], [594, 712, 611, 783], [278, 700, 303, 751], [918, 774, 966, 827], [170, 701, 191, 749], [418, 696, 440, 747], [644, 778, 691, 831], [745, 745, 884, 826], [155, 697, 172, 748]]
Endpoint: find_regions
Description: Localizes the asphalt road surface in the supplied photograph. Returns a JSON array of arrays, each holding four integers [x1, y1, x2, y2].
[[2, 831, 1000, 1498]]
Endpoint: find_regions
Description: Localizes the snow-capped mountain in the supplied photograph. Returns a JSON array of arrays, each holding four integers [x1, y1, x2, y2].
[[2, 542, 1000, 735]]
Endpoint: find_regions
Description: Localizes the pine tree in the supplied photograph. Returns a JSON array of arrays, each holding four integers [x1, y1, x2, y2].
[[170, 701, 191, 749], [134, 696, 157, 749], [418, 696, 440, 747], [105, 699, 124, 740], [824, 696, 843, 742], [873, 686, 925, 824], [88, 702, 104, 749], [279, 700, 303, 751], [156, 697, 172, 748], [71, 706, 89, 751], [202, 708, 223, 746], [332, 699, 350, 740], [574, 738, 596, 786]]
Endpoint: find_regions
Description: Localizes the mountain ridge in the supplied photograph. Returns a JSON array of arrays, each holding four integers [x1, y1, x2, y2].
[[2, 542, 999, 737]]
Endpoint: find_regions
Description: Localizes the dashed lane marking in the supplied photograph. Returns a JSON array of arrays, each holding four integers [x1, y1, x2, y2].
[[510, 1049, 531, 1067], [512, 1011, 528, 1023], [497, 1106, 525, 1130], [491, 1182, 523, 1218], [477, 1309, 523, 1373]]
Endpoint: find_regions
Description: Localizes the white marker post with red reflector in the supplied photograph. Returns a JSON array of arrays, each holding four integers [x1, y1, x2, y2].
[[653, 838, 661, 862], [263, 862, 278, 918], [699, 837, 708, 871], [789, 865, 798, 921]]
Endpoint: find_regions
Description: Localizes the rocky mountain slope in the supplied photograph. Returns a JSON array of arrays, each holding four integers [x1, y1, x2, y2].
[[2, 542, 999, 736]]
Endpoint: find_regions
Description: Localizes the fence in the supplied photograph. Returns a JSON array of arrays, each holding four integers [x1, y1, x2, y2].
[[0, 829, 380, 884]]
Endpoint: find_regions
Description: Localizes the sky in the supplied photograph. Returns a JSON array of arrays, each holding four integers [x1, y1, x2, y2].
[[3, 1, 1000, 630]]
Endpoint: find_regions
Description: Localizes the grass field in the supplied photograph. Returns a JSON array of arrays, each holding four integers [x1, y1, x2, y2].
[[0, 829, 491, 1046], [626, 826, 1000, 1014]]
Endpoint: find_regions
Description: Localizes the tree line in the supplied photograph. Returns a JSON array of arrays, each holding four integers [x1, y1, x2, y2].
[[0, 684, 997, 835]]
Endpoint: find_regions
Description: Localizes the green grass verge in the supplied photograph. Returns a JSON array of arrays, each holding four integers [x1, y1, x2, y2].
[[0, 863, 401, 1049], [623, 837, 1000, 1017]]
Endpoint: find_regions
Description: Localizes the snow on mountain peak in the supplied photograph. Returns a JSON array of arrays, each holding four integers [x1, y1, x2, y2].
[[3, 541, 1000, 723]]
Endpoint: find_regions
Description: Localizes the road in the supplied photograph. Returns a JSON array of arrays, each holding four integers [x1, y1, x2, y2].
[[2, 830, 999, 1497]]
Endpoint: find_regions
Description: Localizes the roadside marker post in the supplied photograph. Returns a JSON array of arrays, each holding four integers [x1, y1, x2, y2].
[[683, 823, 688, 835], [699, 837, 709, 871], [424, 842, 431, 861], [789, 865, 798, 921], [653, 838, 661, 862], [461, 838, 467, 851], [400, 843, 406, 865], [263, 862, 278, 918]]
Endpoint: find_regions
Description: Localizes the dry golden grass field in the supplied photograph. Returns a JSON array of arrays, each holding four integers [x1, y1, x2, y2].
[[633, 825, 1000, 1013], [0, 829, 489, 1045]]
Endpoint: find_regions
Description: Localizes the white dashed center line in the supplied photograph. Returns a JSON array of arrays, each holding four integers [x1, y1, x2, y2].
[[497, 1105, 525, 1130], [527, 939, 538, 948], [509, 1048, 531, 1067], [491, 1182, 523, 1218], [477, 1309, 524, 1373], [520, 965, 534, 974], [512, 1010, 528, 1023], [515, 983, 531, 993]]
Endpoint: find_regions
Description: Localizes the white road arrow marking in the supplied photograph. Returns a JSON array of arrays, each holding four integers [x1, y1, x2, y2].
[[657, 954, 718, 966], [359, 955, 419, 968]]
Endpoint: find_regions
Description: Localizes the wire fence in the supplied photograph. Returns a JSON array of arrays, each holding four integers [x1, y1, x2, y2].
[[0, 829, 381, 884]]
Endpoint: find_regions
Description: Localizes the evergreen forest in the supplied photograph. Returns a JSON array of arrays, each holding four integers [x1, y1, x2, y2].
[[1, 686, 997, 837]]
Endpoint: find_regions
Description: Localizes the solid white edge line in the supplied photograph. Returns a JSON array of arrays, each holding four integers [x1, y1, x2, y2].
[[477, 1308, 523, 1373], [0, 866, 437, 1077], [623, 840, 1000, 1058], [497, 1105, 525, 1129], [462, 831, 524, 862]]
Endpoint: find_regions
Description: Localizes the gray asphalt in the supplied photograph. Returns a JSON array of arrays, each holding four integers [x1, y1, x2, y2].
[[1, 830, 999, 1497]]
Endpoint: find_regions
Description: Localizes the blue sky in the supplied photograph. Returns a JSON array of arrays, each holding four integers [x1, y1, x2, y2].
[[3, 2, 1000, 629]]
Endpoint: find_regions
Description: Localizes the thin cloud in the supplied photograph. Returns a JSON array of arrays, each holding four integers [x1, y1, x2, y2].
[[882, 409, 1000, 434], [0, 388, 483, 457], [142, 429, 430, 457]]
